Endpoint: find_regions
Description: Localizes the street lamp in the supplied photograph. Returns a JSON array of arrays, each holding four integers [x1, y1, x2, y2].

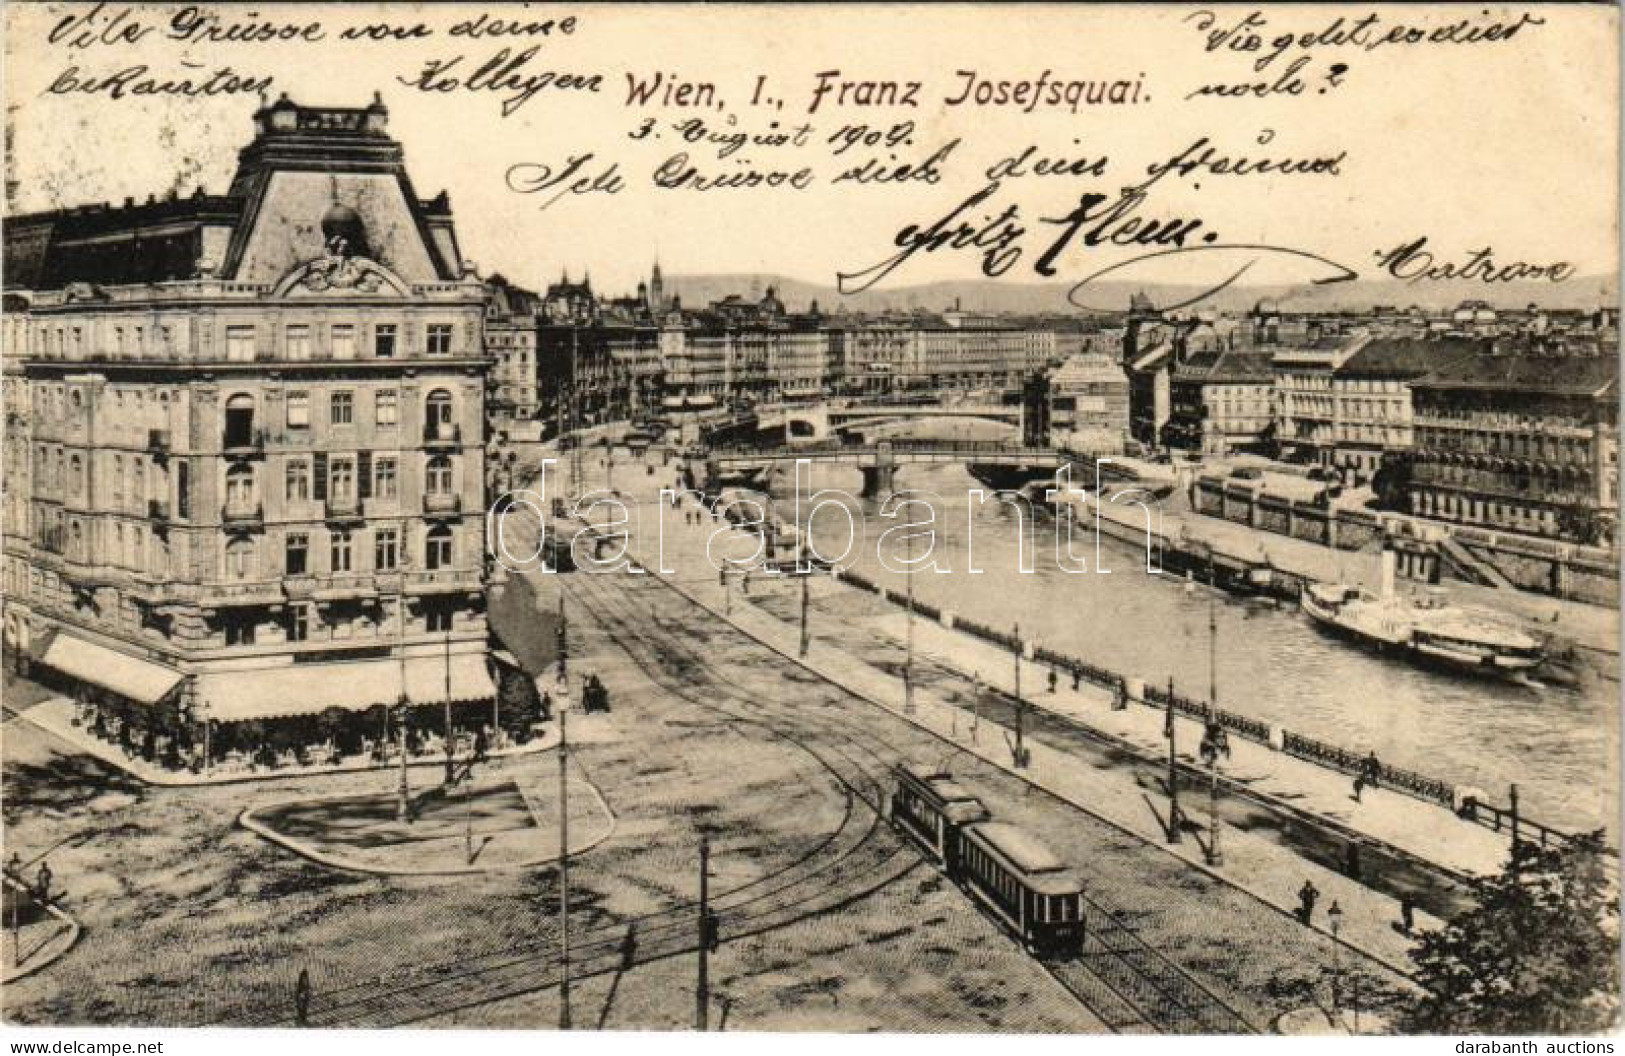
[[1327, 900, 1344, 1031]]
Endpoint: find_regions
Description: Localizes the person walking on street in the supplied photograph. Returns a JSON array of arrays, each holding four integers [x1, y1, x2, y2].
[[1047, 669, 1057, 693], [294, 967, 312, 1027], [1298, 879, 1320, 925], [35, 862, 52, 903]]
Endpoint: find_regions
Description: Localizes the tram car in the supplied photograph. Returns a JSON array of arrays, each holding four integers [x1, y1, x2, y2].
[[959, 821, 1087, 958], [890, 765, 1086, 958], [890, 763, 990, 872]]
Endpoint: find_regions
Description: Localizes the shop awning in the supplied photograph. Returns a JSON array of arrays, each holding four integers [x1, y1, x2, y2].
[[39, 634, 184, 705], [194, 653, 497, 723]]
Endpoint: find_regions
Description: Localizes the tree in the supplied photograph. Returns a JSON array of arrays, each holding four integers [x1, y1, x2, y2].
[[1403, 832, 1618, 1034]]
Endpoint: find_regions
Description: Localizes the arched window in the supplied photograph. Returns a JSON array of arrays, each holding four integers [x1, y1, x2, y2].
[[133, 460, 146, 506], [68, 454, 83, 494], [224, 393, 255, 448], [425, 523, 453, 570], [426, 455, 453, 495], [69, 520, 83, 559], [425, 389, 454, 439]]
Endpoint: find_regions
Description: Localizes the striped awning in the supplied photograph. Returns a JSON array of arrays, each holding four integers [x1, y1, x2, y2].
[[39, 634, 184, 705], [193, 653, 496, 722]]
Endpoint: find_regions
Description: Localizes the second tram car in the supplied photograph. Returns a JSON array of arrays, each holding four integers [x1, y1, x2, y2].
[[959, 822, 1087, 957]]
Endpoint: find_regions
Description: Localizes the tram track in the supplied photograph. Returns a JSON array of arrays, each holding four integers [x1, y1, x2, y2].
[[224, 569, 918, 1028]]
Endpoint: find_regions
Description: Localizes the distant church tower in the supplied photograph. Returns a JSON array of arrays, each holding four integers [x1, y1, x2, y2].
[[647, 259, 665, 315]]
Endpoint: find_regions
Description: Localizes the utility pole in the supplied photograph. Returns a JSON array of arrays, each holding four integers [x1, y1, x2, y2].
[[396, 584, 411, 824], [1012, 624, 1025, 767], [1166, 676, 1181, 844], [1207, 593, 1223, 866], [696, 835, 711, 1031], [558, 707, 571, 1030], [903, 526, 915, 715], [798, 567, 810, 658], [443, 628, 455, 787]]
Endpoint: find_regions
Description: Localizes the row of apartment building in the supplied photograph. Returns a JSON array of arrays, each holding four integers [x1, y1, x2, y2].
[[484, 274, 1060, 433], [1121, 300, 1620, 545]]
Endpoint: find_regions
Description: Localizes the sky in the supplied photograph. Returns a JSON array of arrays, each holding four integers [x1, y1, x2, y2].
[[4, 3, 1618, 301]]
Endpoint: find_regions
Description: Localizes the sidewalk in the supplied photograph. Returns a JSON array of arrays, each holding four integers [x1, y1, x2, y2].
[[17, 696, 563, 787], [622, 506, 1444, 978]]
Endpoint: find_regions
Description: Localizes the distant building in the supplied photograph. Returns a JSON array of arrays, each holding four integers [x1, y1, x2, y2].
[[1166, 349, 1275, 455], [484, 274, 541, 428], [1407, 342, 1618, 544], [1048, 351, 1130, 455], [1326, 336, 1480, 480]]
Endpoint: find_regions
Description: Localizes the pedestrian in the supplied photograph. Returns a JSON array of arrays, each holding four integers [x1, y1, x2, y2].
[[1047, 669, 1057, 694], [1399, 895, 1416, 935], [1352, 774, 1365, 803], [4, 852, 20, 880], [294, 967, 311, 1027], [1298, 879, 1319, 925], [35, 861, 52, 903], [473, 726, 489, 763], [1072, 668, 1081, 692]]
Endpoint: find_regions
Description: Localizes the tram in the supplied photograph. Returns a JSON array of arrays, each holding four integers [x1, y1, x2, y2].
[[890, 763, 989, 872], [890, 765, 1087, 957]]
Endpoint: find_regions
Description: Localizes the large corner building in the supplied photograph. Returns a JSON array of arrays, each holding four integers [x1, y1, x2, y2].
[[2, 95, 497, 755]]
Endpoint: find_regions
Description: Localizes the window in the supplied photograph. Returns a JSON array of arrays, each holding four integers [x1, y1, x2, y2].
[[112, 456, 124, 502], [425, 524, 453, 570], [426, 455, 453, 495], [285, 533, 309, 575], [286, 325, 312, 361], [427, 324, 453, 356], [375, 389, 398, 425], [330, 391, 354, 426], [374, 324, 397, 358], [68, 455, 83, 494], [225, 616, 257, 647], [329, 457, 355, 503], [286, 604, 310, 642], [226, 325, 256, 362], [426, 606, 453, 633], [374, 457, 397, 498], [133, 460, 146, 504], [330, 530, 353, 572], [285, 459, 310, 502], [287, 391, 311, 429], [374, 528, 399, 570], [331, 324, 356, 360], [425, 389, 454, 438], [113, 327, 125, 356], [226, 538, 256, 579], [225, 464, 255, 511], [224, 394, 256, 448]]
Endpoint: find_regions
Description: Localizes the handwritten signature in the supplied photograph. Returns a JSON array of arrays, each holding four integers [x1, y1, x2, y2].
[[836, 180, 1356, 309]]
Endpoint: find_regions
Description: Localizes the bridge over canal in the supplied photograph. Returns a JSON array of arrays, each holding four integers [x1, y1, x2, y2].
[[706, 439, 1066, 497]]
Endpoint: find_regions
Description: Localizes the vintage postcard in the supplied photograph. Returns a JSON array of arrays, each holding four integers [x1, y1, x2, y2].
[[0, 1, 1618, 1042]]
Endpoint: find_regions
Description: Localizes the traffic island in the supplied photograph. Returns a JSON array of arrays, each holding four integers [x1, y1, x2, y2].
[[240, 766, 615, 876]]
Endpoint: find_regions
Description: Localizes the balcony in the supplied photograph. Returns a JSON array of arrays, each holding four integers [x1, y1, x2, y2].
[[324, 495, 364, 525], [423, 490, 460, 516], [221, 502, 264, 530], [423, 421, 462, 448], [283, 574, 318, 600], [148, 498, 172, 535], [199, 579, 285, 607], [313, 573, 379, 601], [404, 567, 482, 595], [147, 428, 171, 461], [222, 428, 267, 458]]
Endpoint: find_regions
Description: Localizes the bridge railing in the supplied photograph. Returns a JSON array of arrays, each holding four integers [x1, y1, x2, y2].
[[709, 439, 1061, 460]]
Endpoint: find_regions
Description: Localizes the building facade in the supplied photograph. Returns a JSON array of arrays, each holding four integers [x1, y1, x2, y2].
[[2, 95, 495, 759], [1407, 346, 1619, 544]]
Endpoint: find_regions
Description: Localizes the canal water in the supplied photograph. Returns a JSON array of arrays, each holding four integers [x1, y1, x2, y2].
[[745, 456, 1618, 838]]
